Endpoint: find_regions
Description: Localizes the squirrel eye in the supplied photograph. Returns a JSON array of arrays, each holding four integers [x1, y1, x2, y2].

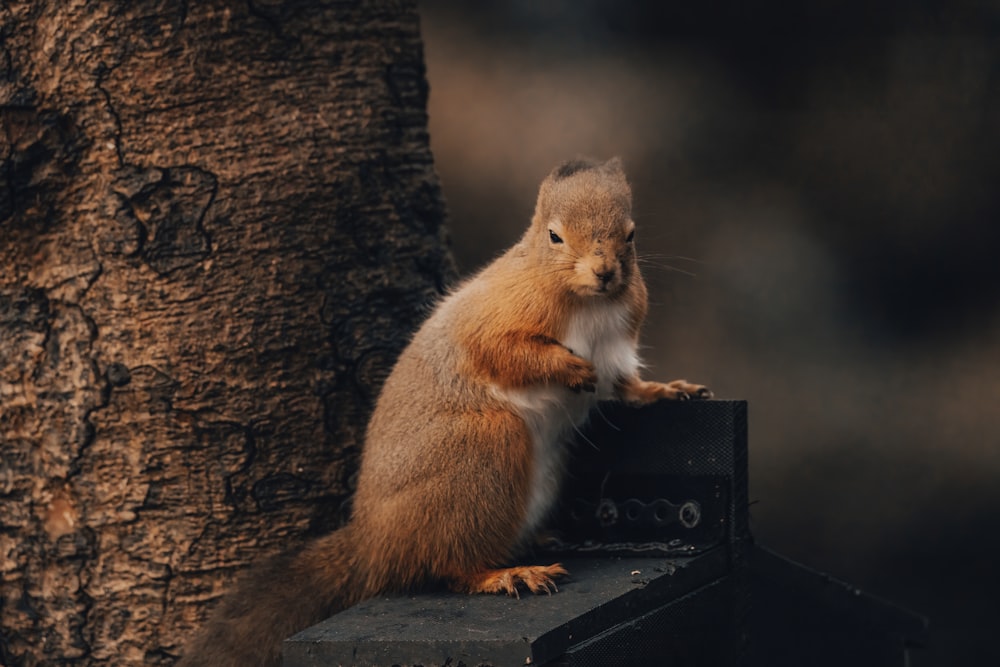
[[549, 230, 563, 244], [625, 229, 635, 243]]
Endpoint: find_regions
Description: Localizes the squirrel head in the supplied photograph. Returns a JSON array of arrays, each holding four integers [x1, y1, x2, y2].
[[530, 157, 637, 299]]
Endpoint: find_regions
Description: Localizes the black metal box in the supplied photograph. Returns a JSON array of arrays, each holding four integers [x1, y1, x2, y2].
[[285, 400, 750, 667], [283, 399, 926, 666], [284, 552, 739, 667]]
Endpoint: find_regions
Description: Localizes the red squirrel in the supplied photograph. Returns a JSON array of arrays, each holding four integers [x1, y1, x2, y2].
[[178, 157, 711, 666]]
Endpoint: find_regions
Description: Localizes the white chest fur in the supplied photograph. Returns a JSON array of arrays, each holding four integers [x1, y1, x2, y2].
[[562, 301, 640, 400], [497, 301, 640, 542]]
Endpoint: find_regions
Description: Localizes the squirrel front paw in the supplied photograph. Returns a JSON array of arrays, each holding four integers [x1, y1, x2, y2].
[[620, 378, 713, 404], [559, 353, 598, 393], [665, 379, 713, 400]]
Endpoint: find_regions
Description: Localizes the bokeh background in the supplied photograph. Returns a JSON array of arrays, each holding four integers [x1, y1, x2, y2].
[[418, 2, 999, 664]]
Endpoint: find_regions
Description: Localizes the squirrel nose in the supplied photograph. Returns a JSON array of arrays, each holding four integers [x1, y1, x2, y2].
[[594, 268, 616, 286]]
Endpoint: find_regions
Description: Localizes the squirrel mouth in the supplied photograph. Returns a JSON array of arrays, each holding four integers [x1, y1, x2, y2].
[[577, 281, 621, 298]]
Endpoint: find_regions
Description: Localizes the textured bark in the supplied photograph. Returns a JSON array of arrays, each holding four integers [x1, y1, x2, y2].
[[0, 1, 453, 664]]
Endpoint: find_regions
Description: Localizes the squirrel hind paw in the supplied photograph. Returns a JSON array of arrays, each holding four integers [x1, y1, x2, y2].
[[452, 564, 569, 597]]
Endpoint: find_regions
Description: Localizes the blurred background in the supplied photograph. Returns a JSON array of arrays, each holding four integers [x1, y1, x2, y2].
[[418, 1, 999, 664]]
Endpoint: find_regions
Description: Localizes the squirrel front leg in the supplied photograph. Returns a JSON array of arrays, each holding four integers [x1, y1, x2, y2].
[[618, 376, 713, 404], [470, 332, 598, 391]]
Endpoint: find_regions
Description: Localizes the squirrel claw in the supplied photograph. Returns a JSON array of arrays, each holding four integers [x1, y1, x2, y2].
[[620, 378, 712, 404], [456, 564, 569, 597], [666, 380, 712, 401], [561, 354, 598, 393]]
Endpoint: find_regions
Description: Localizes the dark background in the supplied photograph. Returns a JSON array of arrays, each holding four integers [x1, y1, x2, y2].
[[418, 2, 1000, 664]]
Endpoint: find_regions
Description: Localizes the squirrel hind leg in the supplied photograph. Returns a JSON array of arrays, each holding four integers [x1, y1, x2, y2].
[[448, 563, 568, 598]]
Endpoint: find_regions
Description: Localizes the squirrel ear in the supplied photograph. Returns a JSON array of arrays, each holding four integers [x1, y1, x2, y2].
[[604, 156, 624, 173]]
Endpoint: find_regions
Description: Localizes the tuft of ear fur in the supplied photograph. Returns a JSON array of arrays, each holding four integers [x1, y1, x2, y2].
[[602, 156, 624, 174], [551, 158, 599, 180], [548, 156, 624, 181]]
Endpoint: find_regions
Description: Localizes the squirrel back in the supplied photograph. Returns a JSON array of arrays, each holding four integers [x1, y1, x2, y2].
[[178, 157, 710, 666]]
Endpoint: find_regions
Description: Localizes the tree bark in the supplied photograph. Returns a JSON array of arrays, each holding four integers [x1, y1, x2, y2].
[[0, 1, 453, 664]]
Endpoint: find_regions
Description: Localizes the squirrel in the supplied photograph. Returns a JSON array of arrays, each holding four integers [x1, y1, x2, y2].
[[177, 157, 711, 667]]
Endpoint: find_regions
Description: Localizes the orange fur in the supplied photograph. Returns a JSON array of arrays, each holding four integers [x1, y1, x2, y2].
[[449, 564, 569, 597], [178, 157, 711, 667]]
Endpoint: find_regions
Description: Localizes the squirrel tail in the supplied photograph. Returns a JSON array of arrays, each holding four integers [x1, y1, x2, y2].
[[177, 524, 365, 667]]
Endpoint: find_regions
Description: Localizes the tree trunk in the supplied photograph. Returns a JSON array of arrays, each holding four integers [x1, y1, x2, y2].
[[0, 2, 453, 664]]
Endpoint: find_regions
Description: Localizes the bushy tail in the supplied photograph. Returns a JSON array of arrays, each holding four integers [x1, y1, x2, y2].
[[177, 524, 364, 667]]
